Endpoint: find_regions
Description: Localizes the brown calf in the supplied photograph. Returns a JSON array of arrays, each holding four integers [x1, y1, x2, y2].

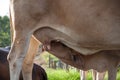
[[48, 41, 120, 80]]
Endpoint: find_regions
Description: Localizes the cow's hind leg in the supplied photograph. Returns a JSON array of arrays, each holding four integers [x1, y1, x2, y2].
[[7, 32, 31, 80], [22, 36, 40, 80]]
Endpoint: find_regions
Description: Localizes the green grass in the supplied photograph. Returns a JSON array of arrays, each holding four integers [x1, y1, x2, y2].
[[46, 68, 120, 80], [47, 69, 80, 80]]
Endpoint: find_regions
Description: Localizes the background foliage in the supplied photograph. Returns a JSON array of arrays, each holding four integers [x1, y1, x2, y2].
[[0, 16, 11, 47]]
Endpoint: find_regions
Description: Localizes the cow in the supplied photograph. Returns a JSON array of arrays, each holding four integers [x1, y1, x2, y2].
[[0, 48, 47, 80], [8, 0, 120, 80]]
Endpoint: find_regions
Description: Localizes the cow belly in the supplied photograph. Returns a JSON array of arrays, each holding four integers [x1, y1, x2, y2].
[[34, 27, 111, 55], [34, 27, 120, 55]]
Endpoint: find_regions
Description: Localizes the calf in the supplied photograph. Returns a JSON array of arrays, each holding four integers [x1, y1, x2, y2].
[[0, 48, 47, 80], [48, 41, 120, 80]]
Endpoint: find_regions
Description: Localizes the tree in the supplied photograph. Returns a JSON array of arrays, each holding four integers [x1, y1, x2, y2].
[[0, 16, 11, 47]]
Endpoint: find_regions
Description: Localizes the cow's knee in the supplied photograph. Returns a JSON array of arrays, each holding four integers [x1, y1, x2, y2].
[[7, 51, 24, 80]]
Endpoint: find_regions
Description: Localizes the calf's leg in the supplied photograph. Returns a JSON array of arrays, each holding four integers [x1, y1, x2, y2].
[[108, 67, 117, 80]]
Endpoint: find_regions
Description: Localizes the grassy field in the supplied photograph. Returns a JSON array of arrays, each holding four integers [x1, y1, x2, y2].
[[46, 68, 120, 80]]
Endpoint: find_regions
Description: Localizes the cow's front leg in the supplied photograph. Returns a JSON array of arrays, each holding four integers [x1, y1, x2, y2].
[[96, 71, 106, 80], [7, 33, 31, 80], [22, 36, 40, 80], [80, 70, 87, 80]]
